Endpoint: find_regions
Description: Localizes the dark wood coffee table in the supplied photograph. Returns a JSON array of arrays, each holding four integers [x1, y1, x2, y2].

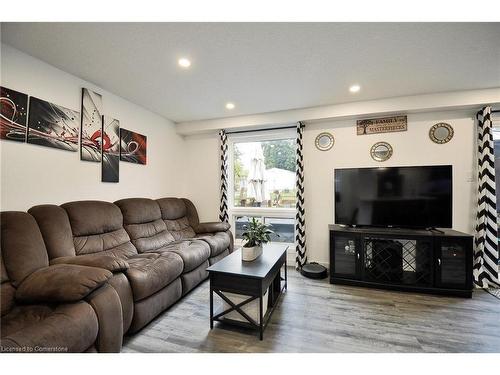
[[207, 243, 288, 340]]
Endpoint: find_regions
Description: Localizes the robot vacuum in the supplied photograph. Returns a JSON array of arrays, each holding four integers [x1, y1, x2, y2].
[[300, 262, 328, 279]]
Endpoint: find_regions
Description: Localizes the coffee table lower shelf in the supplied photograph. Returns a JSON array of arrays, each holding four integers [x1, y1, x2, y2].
[[210, 278, 286, 340]]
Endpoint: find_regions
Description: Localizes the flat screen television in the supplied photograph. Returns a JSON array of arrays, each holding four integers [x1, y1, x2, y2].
[[334, 165, 452, 228]]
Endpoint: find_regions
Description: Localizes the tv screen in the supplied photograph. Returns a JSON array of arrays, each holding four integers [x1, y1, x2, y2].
[[334, 165, 452, 228]]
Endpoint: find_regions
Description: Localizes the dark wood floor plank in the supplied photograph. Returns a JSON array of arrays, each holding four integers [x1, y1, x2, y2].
[[122, 267, 500, 353]]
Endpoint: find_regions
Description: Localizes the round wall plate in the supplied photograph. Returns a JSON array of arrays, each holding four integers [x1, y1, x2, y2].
[[315, 132, 335, 151], [429, 122, 454, 144], [370, 141, 393, 162]]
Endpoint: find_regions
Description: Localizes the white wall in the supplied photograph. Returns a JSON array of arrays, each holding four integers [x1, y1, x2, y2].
[[183, 133, 221, 222], [183, 110, 477, 265], [0, 43, 482, 266], [0, 44, 186, 211], [304, 111, 476, 264]]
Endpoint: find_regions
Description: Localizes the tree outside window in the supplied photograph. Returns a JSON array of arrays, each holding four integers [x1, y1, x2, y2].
[[233, 139, 296, 208]]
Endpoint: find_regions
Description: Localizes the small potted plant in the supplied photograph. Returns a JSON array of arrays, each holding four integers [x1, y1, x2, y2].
[[241, 217, 278, 261]]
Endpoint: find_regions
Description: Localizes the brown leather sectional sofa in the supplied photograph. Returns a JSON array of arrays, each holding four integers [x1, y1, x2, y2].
[[1, 197, 233, 352]]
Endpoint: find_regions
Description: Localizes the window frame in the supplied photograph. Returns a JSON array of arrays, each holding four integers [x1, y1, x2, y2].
[[227, 127, 297, 246]]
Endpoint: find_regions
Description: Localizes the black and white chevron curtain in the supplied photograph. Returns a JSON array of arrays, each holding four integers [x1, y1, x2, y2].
[[474, 106, 500, 288], [295, 121, 307, 269], [219, 129, 229, 223]]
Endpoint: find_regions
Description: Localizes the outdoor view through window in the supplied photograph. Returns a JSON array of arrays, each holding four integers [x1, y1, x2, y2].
[[232, 137, 297, 244], [233, 139, 296, 209]]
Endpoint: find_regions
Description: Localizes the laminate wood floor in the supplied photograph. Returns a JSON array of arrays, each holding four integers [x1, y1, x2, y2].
[[122, 268, 500, 353]]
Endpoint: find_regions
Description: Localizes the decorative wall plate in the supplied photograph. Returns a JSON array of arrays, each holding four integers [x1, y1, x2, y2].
[[429, 122, 454, 144], [370, 141, 393, 162], [315, 132, 334, 151]]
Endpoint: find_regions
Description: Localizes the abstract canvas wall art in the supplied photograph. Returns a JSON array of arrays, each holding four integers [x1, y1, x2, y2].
[[102, 115, 120, 182], [0, 86, 28, 142], [80, 88, 103, 162], [120, 128, 147, 165], [27, 97, 79, 151]]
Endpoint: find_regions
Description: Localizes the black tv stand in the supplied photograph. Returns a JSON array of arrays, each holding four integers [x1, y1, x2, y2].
[[329, 225, 473, 297], [426, 227, 445, 234]]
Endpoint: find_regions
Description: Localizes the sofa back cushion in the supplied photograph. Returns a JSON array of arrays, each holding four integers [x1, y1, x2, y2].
[[0, 212, 49, 288], [61, 201, 137, 258], [115, 198, 176, 252], [28, 205, 76, 259], [1, 257, 15, 317], [156, 198, 196, 240], [1, 211, 50, 316]]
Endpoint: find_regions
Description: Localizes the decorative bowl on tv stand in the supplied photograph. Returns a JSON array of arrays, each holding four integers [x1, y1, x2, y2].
[[242, 245, 263, 261]]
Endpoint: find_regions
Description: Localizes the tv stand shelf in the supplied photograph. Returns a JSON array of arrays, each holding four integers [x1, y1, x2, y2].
[[329, 225, 473, 297]]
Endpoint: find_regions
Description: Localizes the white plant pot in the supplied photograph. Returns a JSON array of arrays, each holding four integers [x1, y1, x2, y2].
[[242, 245, 262, 261]]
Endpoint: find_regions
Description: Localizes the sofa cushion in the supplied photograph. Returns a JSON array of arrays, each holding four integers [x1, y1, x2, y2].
[[1, 302, 98, 353], [125, 252, 183, 301], [114, 198, 161, 224], [1, 212, 49, 287], [50, 254, 129, 272], [158, 240, 210, 273], [156, 198, 188, 220], [156, 198, 196, 240], [164, 217, 196, 240], [16, 264, 113, 303], [61, 201, 137, 258], [72, 229, 137, 258], [28, 205, 76, 259], [195, 222, 231, 234], [62, 201, 123, 237], [125, 219, 176, 252], [116, 198, 177, 252], [195, 231, 231, 257]]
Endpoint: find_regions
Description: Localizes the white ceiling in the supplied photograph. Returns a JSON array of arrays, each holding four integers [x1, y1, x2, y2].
[[1, 23, 499, 123]]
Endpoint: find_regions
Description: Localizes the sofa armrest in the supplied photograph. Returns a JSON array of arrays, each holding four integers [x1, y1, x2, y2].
[[195, 221, 230, 234], [50, 254, 129, 272], [85, 283, 123, 352], [16, 264, 112, 303]]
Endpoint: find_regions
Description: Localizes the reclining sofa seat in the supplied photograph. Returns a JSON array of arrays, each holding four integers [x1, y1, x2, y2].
[[28, 204, 135, 334], [115, 198, 212, 295], [179, 198, 234, 264], [30, 201, 184, 334], [0, 211, 123, 353]]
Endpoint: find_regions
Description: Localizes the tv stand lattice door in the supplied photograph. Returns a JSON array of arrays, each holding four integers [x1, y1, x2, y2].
[[329, 225, 473, 297]]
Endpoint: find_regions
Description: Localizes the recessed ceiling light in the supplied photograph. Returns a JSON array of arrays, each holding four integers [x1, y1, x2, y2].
[[178, 58, 191, 68], [225, 102, 235, 110], [349, 84, 361, 93]]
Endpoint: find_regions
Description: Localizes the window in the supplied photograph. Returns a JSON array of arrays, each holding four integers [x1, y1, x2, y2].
[[228, 129, 296, 247], [233, 138, 296, 208]]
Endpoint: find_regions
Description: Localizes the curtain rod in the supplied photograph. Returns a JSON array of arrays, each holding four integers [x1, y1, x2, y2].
[[225, 125, 296, 135]]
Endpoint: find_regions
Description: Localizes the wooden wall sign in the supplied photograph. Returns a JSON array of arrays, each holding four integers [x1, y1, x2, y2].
[[357, 115, 407, 135]]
